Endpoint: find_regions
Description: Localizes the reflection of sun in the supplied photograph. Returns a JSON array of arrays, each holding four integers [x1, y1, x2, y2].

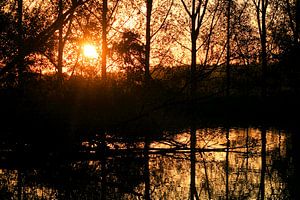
[[83, 44, 98, 59]]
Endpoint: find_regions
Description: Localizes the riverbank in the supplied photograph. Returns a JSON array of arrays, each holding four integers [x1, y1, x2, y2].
[[1, 79, 299, 146]]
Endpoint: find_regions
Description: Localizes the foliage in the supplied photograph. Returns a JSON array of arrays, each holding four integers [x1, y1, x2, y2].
[[112, 31, 145, 83]]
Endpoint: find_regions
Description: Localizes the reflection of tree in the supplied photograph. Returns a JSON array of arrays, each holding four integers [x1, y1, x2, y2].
[[17, 168, 23, 200], [225, 128, 229, 200], [146, 127, 292, 199], [259, 128, 266, 200], [144, 136, 151, 200], [99, 133, 107, 200], [199, 152, 212, 199], [0, 128, 294, 199], [190, 127, 199, 200], [0, 134, 147, 199]]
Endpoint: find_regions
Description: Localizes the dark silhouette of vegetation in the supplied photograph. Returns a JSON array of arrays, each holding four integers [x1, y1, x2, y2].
[[0, 0, 300, 199]]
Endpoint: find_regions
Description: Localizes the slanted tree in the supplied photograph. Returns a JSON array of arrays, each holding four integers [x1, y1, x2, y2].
[[0, 0, 89, 80]]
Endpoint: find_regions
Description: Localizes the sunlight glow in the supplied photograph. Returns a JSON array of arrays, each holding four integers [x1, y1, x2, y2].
[[83, 44, 98, 59]]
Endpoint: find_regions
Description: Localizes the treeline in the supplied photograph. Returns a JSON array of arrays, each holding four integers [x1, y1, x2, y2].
[[0, 0, 299, 91]]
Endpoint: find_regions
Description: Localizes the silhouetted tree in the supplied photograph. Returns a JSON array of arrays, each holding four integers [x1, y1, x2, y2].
[[17, 0, 24, 86], [58, 0, 64, 83], [102, 0, 108, 80], [0, 0, 89, 82], [112, 31, 145, 83], [226, 0, 231, 96], [180, 0, 209, 95], [252, 0, 269, 96], [145, 0, 152, 83], [144, 0, 173, 83]]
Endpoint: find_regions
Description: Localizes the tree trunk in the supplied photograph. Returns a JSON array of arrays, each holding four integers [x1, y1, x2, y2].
[[180, 0, 208, 98], [226, 0, 231, 96], [17, 0, 24, 86], [296, 0, 300, 43], [58, 0, 63, 83], [145, 0, 153, 84], [191, 9, 197, 97], [101, 0, 108, 80], [261, 0, 268, 97]]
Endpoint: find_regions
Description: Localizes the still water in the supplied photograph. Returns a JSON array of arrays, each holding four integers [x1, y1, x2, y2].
[[0, 127, 297, 199]]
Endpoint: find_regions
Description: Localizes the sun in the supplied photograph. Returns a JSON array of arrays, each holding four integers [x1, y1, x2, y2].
[[83, 44, 98, 59]]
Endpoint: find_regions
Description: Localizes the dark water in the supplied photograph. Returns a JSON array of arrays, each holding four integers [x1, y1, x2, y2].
[[0, 127, 298, 199]]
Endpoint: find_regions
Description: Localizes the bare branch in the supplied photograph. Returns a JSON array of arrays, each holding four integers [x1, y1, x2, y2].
[[173, 36, 191, 52], [195, 0, 209, 37], [204, 1, 221, 66], [130, 0, 146, 18], [151, 0, 174, 39], [108, 0, 120, 21], [63, 13, 75, 46], [181, 0, 192, 17]]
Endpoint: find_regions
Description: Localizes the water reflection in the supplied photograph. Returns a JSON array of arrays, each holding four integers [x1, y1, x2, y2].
[[0, 127, 294, 199]]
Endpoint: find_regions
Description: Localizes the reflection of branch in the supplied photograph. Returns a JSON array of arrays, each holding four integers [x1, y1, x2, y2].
[[157, 138, 188, 148], [258, 128, 266, 200], [144, 138, 150, 200], [226, 128, 230, 200], [235, 158, 247, 198], [200, 152, 212, 200]]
